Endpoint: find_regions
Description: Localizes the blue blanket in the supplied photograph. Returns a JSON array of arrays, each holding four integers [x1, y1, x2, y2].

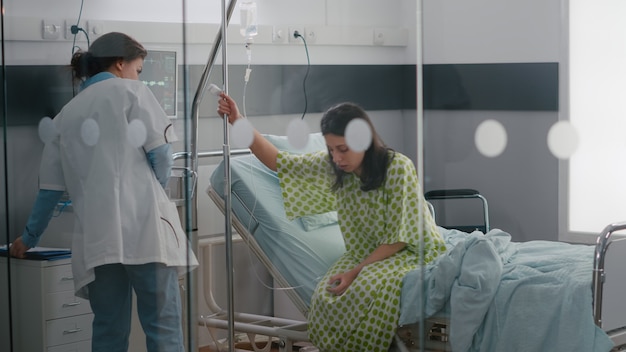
[[400, 228, 614, 352]]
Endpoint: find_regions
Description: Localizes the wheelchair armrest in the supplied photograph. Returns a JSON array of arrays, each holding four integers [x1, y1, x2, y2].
[[425, 189, 480, 199]]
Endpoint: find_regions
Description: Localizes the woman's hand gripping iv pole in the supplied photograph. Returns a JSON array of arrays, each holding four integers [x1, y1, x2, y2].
[[217, 92, 279, 171]]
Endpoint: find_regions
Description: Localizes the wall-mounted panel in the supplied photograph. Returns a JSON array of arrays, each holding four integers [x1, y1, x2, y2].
[[6, 64, 417, 126], [423, 63, 558, 111], [5, 66, 74, 126], [4, 62, 559, 126]]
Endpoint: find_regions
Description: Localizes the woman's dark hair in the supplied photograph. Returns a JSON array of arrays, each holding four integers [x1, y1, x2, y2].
[[70, 32, 147, 83], [320, 102, 394, 192]]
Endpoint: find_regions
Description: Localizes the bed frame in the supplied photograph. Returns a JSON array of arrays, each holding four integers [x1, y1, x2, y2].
[[593, 223, 626, 349], [202, 185, 626, 352], [200, 187, 310, 352]]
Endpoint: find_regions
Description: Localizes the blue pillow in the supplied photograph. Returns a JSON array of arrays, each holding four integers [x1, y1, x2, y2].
[[263, 132, 326, 154], [300, 211, 339, 231]]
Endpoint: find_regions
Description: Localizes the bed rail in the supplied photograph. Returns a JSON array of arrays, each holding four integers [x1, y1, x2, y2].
[[170, 150, 249, 207], [593, 221, 626, 327]]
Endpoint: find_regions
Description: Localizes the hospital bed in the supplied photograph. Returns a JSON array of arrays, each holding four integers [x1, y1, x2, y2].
[[201, 133, 626, 352]]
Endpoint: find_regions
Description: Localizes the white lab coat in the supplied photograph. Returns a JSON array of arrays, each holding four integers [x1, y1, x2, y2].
[[39, 77, 198, 299]]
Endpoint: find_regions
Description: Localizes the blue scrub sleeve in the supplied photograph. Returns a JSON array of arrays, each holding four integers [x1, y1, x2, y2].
[[146, 143, 173, 189], [21, 189, 64, 248]]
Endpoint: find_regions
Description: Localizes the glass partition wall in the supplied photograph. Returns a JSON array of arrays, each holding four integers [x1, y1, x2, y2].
[[1, 5, 11, 351], [6, 1, 621, 352], [421, 0, 626, 351], [1, 1, 428, 351], [0, 1, 200, 351]]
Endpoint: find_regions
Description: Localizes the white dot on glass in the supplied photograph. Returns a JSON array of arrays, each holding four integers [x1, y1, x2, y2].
[[286, 118, 310, 150], [475, 119, 507, 157], [81, 118, 100, 146], [345, 118, 372, 152], [127, 119, 147, 148], [547, 121, 579, 159], [38, 116, 59, 144], [231, 118, 255, 148]]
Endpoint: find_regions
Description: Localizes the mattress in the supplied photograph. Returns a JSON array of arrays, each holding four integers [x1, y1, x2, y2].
[[209, 154, 346, 304]]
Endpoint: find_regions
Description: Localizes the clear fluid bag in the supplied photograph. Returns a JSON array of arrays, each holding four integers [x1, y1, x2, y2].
[[240, 0, 258, 39]]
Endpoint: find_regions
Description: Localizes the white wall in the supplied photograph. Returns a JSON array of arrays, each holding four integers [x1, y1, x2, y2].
[[422, 0, 561, 64], [3, 0, 417, 65]]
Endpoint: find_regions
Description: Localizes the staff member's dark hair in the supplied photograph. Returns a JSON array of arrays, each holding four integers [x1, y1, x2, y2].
[[70, 32, 147, 83]]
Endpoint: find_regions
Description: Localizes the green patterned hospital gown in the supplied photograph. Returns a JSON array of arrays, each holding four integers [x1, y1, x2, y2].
[[277, 150, 446, 352]]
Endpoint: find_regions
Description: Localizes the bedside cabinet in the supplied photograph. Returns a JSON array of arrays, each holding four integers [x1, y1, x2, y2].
[[0, 257, 93, 352]]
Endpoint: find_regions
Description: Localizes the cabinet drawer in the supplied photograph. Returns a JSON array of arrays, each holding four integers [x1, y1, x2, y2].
[[47, 339, 91, 352], [46, 314, 93, 347], [45, 291, 92, 320], [44, 265, 75, 294]]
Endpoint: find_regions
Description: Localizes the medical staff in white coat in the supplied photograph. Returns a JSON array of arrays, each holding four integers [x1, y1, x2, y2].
[[9, 32, 198, 352]]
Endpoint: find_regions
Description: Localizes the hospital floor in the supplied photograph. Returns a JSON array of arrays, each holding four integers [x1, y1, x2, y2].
[[199, 342, 278, 351], [199, 340, 421, 352], [199, 341, 315, 352]]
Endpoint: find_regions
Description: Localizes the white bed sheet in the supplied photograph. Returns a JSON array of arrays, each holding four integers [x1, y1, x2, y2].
[[399, 228, 613, 351]]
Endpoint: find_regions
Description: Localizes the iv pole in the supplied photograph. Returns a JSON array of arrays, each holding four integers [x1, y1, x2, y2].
[[187, 0, 238, 350], [219, 0, 236, 350]]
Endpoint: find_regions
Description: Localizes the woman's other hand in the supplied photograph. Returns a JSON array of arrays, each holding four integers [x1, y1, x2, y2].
[[326, 268, 359, 296], [9, 236, 30, 259], [217, 92, 242, 124]]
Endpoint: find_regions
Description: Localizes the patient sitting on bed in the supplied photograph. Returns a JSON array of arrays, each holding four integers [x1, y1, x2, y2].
[[217, 93, 446, 352]]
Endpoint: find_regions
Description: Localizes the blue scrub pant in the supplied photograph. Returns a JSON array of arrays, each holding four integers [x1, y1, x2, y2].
[[88, 263, 184, 352]]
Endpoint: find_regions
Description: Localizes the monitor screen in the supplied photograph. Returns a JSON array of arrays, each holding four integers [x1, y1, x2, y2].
[[142, 50, 177, 118]]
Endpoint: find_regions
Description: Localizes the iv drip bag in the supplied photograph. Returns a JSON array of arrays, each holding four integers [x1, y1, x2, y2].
[[240, 0, 258, 39]]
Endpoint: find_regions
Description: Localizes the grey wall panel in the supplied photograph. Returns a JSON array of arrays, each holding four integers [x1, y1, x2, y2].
[[2, 63, 561, 243], [186, 64, 417, 119], [423, 110, 560, 242], [5, 66, 74, 126], [4, 63, 558, 126], [423, 63, 559, 111]]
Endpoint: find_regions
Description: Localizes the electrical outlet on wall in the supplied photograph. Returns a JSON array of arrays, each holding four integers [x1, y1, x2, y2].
[[272, 25, 288, 43], [288, 26, 304, 43], [373, 28, 386, 45], [304, 26, 317, 44], [65, 19, 80, 40], [42, 20, 62, 40], [87, 21, 104, 38]]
